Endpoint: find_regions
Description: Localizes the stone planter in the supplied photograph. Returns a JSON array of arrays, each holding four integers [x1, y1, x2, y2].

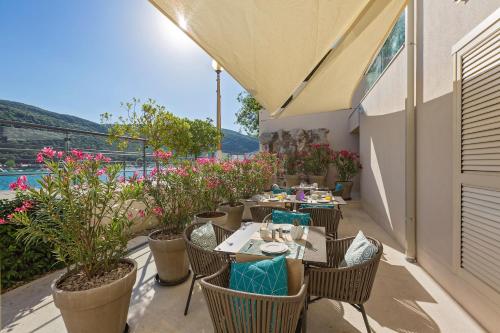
[[284, 174, 300, 187], [336, 180, 353, 200], [308, 175, 327, 188], [195, 211, 228, 227], [217, 202, 244, 230], [148, 230, 190, 286], [52, 258, 137, 333]]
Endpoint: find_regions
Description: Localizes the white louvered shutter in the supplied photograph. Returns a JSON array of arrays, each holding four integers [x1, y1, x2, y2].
[[454, 15, 500, 293]]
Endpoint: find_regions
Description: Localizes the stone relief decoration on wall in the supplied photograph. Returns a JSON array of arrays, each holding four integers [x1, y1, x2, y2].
[[259, 128, 329, 155]]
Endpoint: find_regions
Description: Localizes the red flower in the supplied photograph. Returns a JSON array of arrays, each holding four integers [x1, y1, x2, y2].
[[152, 206, 164, 216], [138, 210, 146, 218], [9, 176, 29, 191], [40, 147, 56, 158], [71, 149, 84, 160], [0, 218, 6, 224], [36, 153, 44, 163]]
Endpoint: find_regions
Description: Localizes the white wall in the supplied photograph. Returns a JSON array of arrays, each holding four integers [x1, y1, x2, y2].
[[260, 109, 359, 189], [356, 2, 500, 331]]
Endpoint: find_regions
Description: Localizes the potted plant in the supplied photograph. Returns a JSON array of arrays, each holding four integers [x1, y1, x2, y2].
[[283, 153, 301, 187], [303, 143, 333, 187], [194, 157, 228, 226], [10, 148, 142, 333], [254, 152, 279, 190], [217, 160, 245, 230], [332, 150, 361, 200], [144, 150, 198, 285]]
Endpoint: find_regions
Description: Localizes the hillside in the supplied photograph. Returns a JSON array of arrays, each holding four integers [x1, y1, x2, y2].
[[0, 100, 258, 163]]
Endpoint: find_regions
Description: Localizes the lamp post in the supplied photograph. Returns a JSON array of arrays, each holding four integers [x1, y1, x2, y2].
[[212, 59, 223, 158]]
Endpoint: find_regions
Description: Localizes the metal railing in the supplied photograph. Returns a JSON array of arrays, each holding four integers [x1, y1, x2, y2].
[[0, 120, 152, 190]]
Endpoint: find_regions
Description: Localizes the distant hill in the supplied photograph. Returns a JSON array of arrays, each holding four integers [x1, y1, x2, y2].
[[0, 100, 259, 163]]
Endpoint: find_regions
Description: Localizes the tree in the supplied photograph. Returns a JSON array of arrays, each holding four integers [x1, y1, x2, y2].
[[186, 118, 222, 158], [235, 92, 262, 137], [101, 98, 192, 156], [5, 159, 15, 168]]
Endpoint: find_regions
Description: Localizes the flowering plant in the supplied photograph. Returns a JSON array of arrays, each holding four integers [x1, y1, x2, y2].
[[195, 157, 225, 213], [9, 148, 142, 279], [302, 143, 333, 176], [331, 150, 361, 181], [144, 150, 200, 235]]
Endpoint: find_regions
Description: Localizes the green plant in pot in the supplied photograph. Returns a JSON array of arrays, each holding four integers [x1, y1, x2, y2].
[[194, 157, 228, 227], [283, 152, 301, 187], [217, 160, 246, 230], [302, 143, 333, 187], [144, 150, 198, 285], [332, 150, 361, 200], [9, 148, 142, 333]]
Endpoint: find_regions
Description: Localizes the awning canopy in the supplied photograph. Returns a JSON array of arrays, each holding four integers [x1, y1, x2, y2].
[[150, 0, 407, 118]]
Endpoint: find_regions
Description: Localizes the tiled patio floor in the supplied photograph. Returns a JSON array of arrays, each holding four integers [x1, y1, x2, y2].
[[1, 205, 486, 333]]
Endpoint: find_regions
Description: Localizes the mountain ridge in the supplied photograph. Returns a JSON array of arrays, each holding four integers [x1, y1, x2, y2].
[[0, 99, 258, 156]]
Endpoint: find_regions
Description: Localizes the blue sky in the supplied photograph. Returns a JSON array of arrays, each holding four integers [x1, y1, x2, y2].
[[0, 0, 244, 131]]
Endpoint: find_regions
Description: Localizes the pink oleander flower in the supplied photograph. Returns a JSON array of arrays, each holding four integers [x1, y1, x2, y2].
[[222, 161, 234, 172], [14, 200, 33, 213], [150, 167, 158, 177], [118, 176, 126, 183], [152, 206, 164, 216], [41, 147, 56, 158], [71, 149, 84, 160], [97, 168, 107, 176], [95, 153, 111, 162], [56, 151, 64, 158], [6, 214, 13, 220], [83, 153, 94, 160], [36, 152, 44, 163], [0, 218, 6, 224], [9, 175, 29, 191], [138, 210, 146, 218], [127, 212, 134, 220], [153, 150, 173, 161]]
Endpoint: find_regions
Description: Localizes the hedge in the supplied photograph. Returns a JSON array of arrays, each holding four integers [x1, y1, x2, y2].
[[0, 194, 62, 290]]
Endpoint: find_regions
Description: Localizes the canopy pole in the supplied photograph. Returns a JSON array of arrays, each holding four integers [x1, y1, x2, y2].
[[405, 0, 417, 263]]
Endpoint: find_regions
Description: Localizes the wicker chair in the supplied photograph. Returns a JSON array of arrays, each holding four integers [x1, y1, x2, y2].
[[298, 207, 341, 239], [200, 264, 307, 333], [183, 222, 234, 315], [250, 205, 289, 222], [305, 236, 383, 333]]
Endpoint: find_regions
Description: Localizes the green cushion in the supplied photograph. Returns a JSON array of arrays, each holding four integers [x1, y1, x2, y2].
[[341, 231, 378, 267], [190, 223, 217, 250], [272, 187, 292, 195], [229, 255, 288, 296], [300, 203, 335, 209], [272, 210, 310, 226]]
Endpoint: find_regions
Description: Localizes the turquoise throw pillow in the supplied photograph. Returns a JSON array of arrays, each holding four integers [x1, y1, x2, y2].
[[300, 203, 335, 209], [341, 231, 378, 267], [229, 255, 288, 296], [335, 183, 344, 192], [272, 210, 310, 226], [272, 187, 292, 195]]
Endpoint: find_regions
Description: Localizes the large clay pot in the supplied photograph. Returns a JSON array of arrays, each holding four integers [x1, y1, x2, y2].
[[52, 258, 137, 333], [284, 174, 300, 187], [308, 175, 327, 188], [336, 181, 353, 200], [148, 230, 190, 285], [195, 211, 228, 227], [217, 202, 244, 230]]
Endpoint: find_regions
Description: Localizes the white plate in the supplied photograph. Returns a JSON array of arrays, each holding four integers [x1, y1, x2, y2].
[[317, 199, 330, 203], [260, 242, 289, 254], [267, 198, 279, 202]]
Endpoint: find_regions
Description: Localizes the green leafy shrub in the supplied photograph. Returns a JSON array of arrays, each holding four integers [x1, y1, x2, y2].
[[0, 194, 62, 290]]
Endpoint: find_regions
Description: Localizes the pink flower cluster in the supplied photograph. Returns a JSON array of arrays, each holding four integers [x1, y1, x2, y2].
[[332, 150, 359, 161], [196, 157, 216, 165], [152, 206, 164, 216], [14, 200, 33, 213], [9, 175, 29, 191], [153, 150, 173, 161], [36, 147, 64, 163]]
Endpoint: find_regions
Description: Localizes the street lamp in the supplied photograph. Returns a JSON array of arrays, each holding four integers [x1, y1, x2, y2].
[[211, 59, 223, 158]]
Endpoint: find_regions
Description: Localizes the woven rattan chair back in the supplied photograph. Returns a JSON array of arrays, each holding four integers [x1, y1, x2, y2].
[[298, 207, 341, 238], [250, 205, 289, 222]]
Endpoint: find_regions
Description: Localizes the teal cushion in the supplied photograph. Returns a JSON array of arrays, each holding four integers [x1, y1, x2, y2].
[[335, 183, 344, 192], [341, 231, 378, 267], [229, 255, 288, 296], [272, 187, 292, 195], [300, 203, 335, 209], [272, 210, 310, 226], [190, 223, 217, 250]]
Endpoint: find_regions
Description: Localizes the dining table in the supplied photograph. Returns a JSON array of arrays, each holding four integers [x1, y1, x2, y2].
[[215, 221, 327, 295]]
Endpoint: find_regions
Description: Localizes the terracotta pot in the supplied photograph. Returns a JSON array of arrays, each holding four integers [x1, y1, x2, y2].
[[308, 175, 326, 188], [52, 258, 137, 333], [195, 211, 228, 227], [148, 230, 190, 284], [217, 202, 244, 230], [336, 181, 353, 200], [284, 174, 300, 187]]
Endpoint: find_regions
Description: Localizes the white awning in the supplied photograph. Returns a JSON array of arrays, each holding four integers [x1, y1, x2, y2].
[[150, 0, 407, 117]]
